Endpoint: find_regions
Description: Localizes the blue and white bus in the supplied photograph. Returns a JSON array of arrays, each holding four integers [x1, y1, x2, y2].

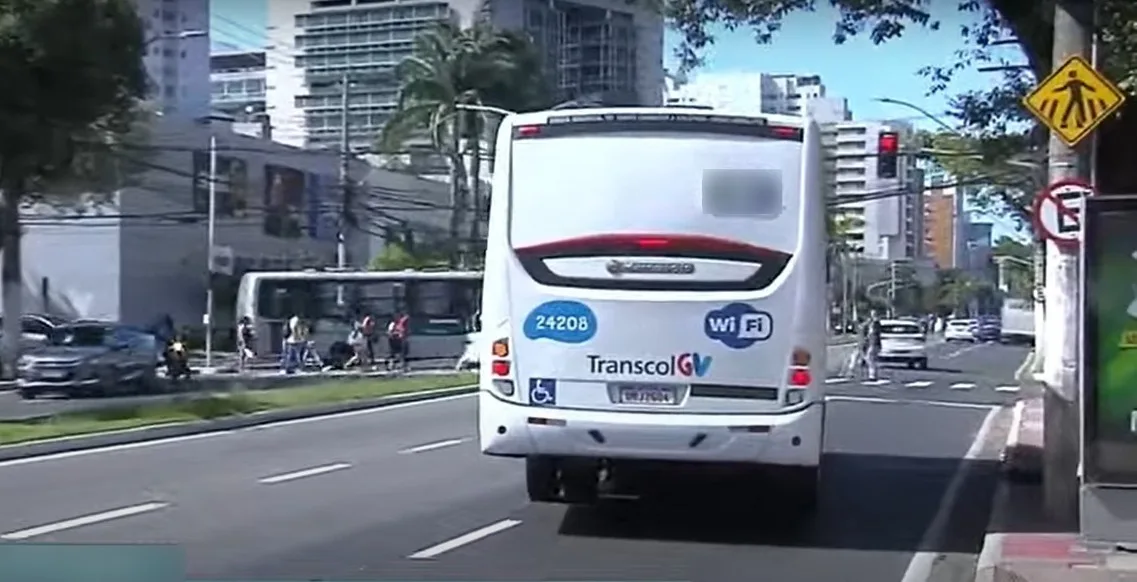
[[477, 108, 829, 510]]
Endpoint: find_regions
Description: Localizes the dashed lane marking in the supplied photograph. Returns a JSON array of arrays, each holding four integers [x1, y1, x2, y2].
[[861, 379, 890, 386], [905, 381, 933, 388], [950, 382, 977, 390], [0, 502, 170, 540], [825, 377, 849, 384], [995, 385, 1020, 393]]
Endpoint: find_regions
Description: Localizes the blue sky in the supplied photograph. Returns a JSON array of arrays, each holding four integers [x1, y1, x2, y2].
[[209, 0, 1026, 240]]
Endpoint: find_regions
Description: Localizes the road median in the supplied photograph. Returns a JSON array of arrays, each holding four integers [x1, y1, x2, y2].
[[0, 373, 476, 462]]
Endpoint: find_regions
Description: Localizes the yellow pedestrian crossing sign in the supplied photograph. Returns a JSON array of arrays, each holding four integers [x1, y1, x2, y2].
[[1024, 55, 1126, 147]]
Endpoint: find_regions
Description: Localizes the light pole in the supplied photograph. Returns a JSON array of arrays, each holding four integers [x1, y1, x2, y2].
[[196, 113, 233, 371], [455, 103, 516, 117], [872, 97, 958, 134], [144, 29, 207, 46]]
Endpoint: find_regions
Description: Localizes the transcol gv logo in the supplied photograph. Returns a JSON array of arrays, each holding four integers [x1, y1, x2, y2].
[[587, 353, 712, 377]]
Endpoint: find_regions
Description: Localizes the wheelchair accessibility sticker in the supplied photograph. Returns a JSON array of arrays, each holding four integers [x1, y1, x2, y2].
[[529, 378, 557, 406]]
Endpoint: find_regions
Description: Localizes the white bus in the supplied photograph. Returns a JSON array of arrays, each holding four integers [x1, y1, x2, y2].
[[477, 108, 828, 510], [235, 270, 482, 364]]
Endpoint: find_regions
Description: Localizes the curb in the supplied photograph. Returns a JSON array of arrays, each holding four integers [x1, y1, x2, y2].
[[1001, 399, 1043, 482], [0, 384, 478, 463]]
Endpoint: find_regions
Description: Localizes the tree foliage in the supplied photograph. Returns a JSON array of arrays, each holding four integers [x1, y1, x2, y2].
[[663, 0, 1137, 227], [0, 0, 149, 377], [377, 21, 553, 266]]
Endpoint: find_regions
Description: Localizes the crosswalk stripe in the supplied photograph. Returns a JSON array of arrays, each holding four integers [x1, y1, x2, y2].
[[950, 382, 976, 390], [861, 379, 889, 386], [905, 381, 933, 388], [825, 377, 849, 384], [995, 385, 1020, 393]]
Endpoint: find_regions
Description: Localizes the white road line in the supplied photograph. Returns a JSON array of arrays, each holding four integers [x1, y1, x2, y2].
[[824, 377, 849, 384], [905, 381, 933, 388], [826, 395, 996, 410], [258, 463, 352, 484], [0, 390, 477, 470], [942, 343, 982, 360], [950, 382, 976, 390], [861, 379, 890, 386], [900, 405, 1001, 582], [0, 502, 170, 540], [407, 519, 522, 560], [399, 438, 469, 454], [995, 385, 1020, 393]]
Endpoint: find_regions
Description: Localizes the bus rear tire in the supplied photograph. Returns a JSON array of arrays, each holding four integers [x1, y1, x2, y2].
[[526, 456, 559, 503]]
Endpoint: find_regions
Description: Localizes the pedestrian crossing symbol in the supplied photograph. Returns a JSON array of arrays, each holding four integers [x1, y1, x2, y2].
[[1024, 55, 1126, 147]]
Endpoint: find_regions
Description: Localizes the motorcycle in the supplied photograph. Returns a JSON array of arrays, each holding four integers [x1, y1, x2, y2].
[[164, 339, 192, 380]]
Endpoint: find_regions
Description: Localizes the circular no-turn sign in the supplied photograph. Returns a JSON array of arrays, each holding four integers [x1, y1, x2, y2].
[[1032, 178, 1095, 250]]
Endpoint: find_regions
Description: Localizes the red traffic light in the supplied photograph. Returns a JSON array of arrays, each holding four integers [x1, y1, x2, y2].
[[878, 132, 899, 153]]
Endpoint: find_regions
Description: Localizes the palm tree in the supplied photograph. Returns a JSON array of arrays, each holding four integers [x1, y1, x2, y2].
[[378, 21, 553, 267], [827, 212, 862, 328]]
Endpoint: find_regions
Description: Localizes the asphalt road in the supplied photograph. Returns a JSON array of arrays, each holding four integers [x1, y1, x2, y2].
[[0, 340, 1028, 582]]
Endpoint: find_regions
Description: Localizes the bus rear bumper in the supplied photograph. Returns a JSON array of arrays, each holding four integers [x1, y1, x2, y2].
[[478, 391, 823, 467]]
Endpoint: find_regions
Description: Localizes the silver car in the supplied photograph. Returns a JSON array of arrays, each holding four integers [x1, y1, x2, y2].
[[17, 322, 160, 399]]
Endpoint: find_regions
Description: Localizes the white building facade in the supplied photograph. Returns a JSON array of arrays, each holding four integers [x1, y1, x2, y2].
[[663, 72, 851, 123], [265, 0, 665, 151], [136, 0, 212, 119]]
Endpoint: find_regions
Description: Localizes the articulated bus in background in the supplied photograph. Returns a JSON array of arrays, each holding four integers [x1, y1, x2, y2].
[[478, 108, 828, 511], [235, 270, 482, 364]]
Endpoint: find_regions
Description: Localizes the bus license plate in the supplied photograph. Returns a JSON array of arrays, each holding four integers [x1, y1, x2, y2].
[[616, 384, 677, 405]]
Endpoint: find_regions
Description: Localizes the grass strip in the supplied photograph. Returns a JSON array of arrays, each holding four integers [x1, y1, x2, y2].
[[0, 373, 476, 446]]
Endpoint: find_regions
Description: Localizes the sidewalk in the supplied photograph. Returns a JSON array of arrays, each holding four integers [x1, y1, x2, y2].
[[976, 394, 1137, 582]]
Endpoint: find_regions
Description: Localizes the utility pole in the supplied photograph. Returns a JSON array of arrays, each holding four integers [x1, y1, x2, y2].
[[1041, 0, 1093, 524], [336, 72, 349, 305]]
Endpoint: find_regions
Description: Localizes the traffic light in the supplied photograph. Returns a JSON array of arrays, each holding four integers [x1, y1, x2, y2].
[[877, 131, 899, 179]]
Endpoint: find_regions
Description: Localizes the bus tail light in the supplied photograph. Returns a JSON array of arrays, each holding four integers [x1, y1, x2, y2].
[[788, 368, 811, 387], [490, 337, 515, 397], [491, 359, 511, 377], [785, 389, 806, 406], [791, 347, 811, 367]]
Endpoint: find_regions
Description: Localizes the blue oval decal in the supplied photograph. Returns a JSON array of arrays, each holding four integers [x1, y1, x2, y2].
[[523, 300, 597, 344]]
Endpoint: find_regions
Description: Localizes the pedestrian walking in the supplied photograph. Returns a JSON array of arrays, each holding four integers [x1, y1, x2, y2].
[[236, 316, 255, 372], [385, 311, 410, 372], [360, 312, 377, 367], [861, 309, 883, 381]]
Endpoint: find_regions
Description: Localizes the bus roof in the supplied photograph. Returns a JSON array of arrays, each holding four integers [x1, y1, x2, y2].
[[241, 270, 483, 282], [504, 107, 813, 130]]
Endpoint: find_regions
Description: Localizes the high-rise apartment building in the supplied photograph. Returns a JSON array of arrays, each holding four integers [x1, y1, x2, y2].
[[922, 167, 974, 269], [210, 51, 267, 120], [265, 0, 664, 151], [663, 72, 850, 123], [136, 0, 212, 119], [823, 120, 922, 260]]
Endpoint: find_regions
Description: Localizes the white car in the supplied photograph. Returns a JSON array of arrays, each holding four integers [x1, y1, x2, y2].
[[878, 319, 928, 369], [945, 319, 976, 342]]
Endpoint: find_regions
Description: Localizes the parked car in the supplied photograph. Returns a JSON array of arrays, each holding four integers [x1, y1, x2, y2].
[[878, 319, 928, 369], [974, 319, 1001, 342], [17, 321, 162, 399], [945, 318, 977, 342], [0, 313, 70, 349]]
